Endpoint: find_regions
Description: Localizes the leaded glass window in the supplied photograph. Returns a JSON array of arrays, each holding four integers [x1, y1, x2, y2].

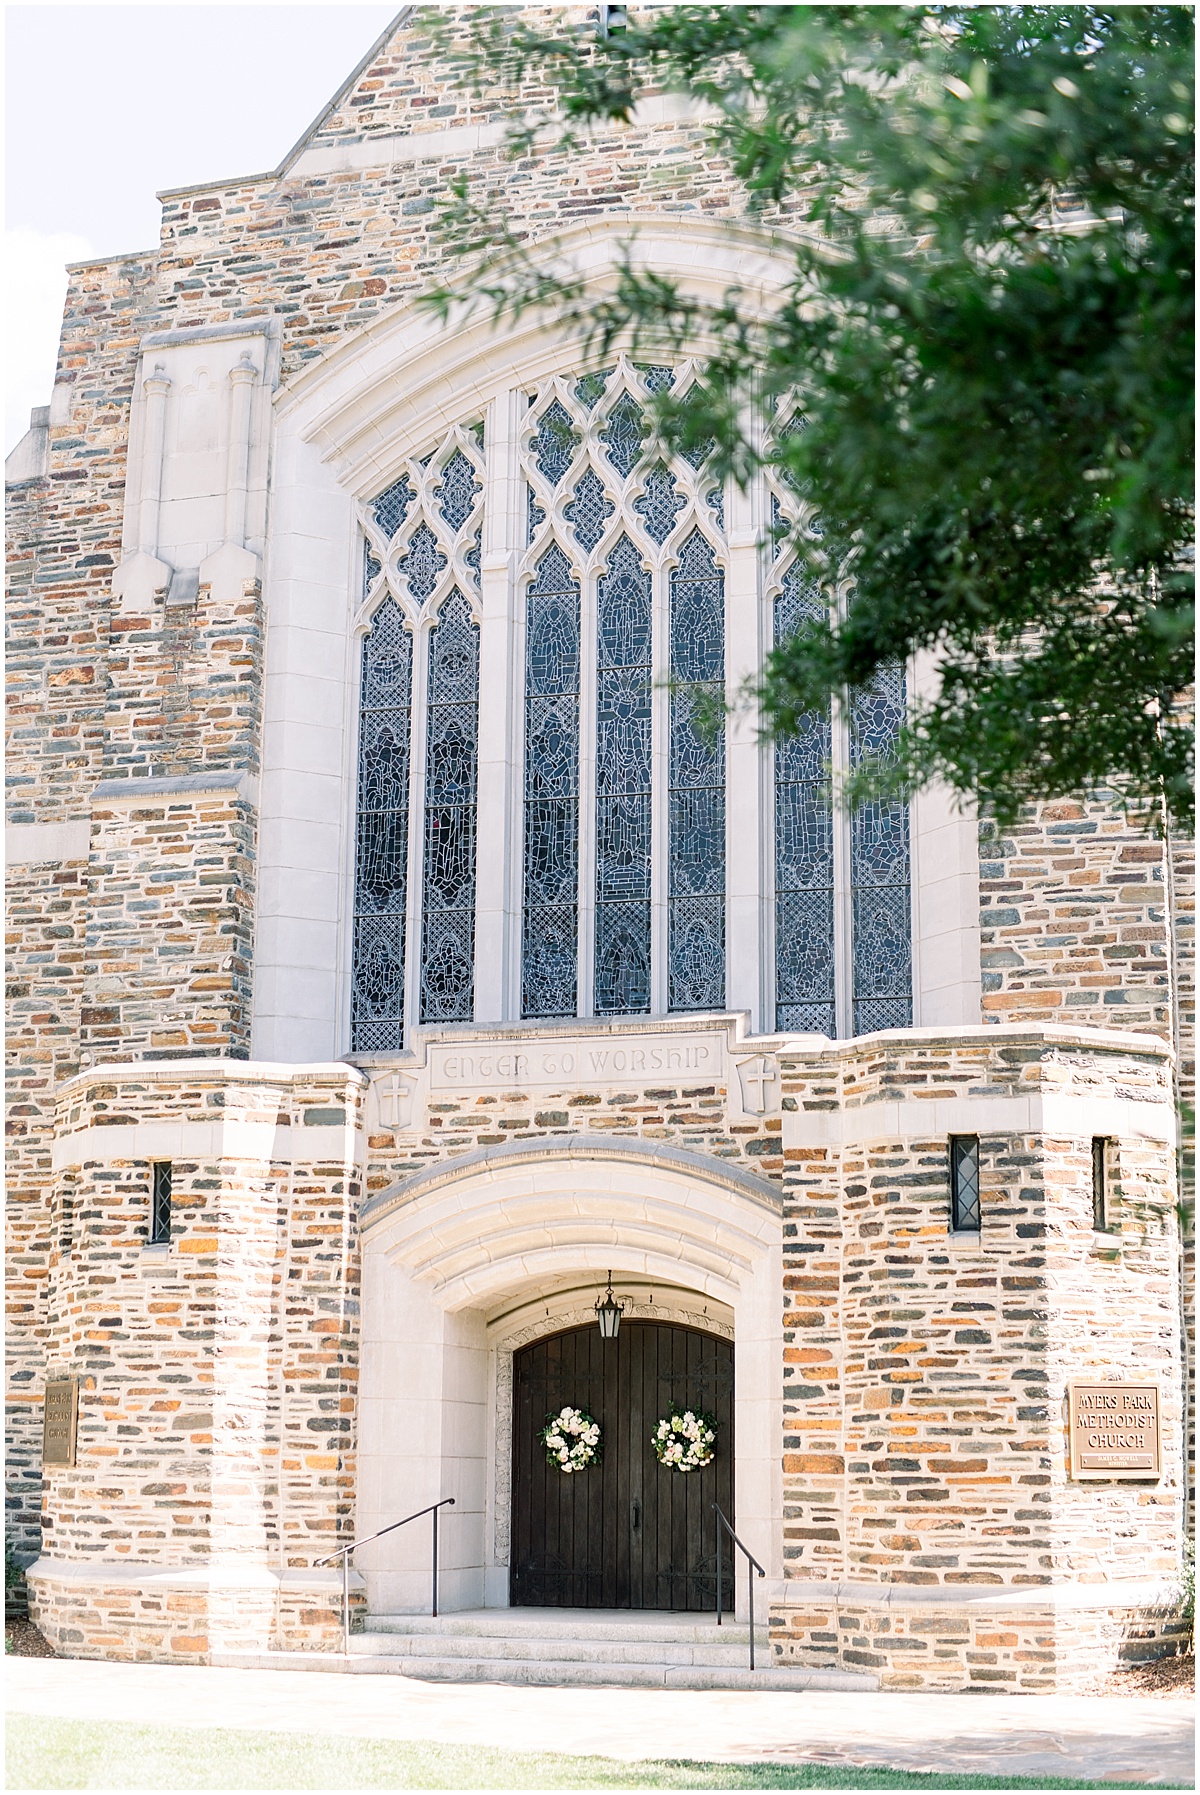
[[773, 567, 835, 1034], [349, 365, 914, 1050], [850, 663, 912, 1033], [523, 544, 581, 1018], [353, 421, 484, 1050], [352, 596, 412, 1051], [669, 530, 725, 1012], [594, 536, 652, 1014], [421, 590, 479, 1024], [521, 359, 727, 1019]]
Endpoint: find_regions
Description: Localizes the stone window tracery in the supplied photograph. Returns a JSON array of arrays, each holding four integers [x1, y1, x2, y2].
[[350, 364, 912, 1050], [768, 463, 912, 1038], [352, 422, 484, 1050], [521, 358, 727, 1019]]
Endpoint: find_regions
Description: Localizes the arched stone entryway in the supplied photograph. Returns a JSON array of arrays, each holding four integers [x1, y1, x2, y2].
[[358, 1136, 782, 1615]]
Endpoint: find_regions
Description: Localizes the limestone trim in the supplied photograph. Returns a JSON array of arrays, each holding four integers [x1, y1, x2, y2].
[[786, 1094, 1178, 1151], [26, 1556, 361, 1594], [141, 319, 282, 353], [489, 1299, 735, 1571], [775, 1578, 1183, 1612], [57, 1059, 368, 1096], [50, 1122, 358, 1172], [778, 1020, 1175, 1059], [5, 821, 90, 866], [361, 1132, 783, 1234], [91, 771, 259, 805]]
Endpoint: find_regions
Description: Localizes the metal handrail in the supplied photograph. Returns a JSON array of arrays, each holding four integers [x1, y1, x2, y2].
[[316, 1497, 455, 1655], [712, 1502, 766, 1670]]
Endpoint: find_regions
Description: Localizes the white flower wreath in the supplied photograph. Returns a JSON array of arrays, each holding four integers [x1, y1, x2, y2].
[[653, 1408, 717, 1473], [540, 1405, 601, 1473]]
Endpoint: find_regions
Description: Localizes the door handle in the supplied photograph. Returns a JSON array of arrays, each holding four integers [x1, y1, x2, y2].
[[631, 1497, 641, 1532]]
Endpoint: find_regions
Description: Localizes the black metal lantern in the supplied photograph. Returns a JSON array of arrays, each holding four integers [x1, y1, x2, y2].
[[595, 1271, 625, 1339]]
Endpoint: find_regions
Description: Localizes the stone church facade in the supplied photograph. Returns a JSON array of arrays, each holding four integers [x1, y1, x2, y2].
[[6, 9, 1192, 1691]]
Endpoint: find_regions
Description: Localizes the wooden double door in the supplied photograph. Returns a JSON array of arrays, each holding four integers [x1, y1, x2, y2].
[[510, 1320, 734, 1610]]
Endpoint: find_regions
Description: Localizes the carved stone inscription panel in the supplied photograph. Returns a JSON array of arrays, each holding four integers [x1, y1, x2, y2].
[[429, 1029, 725, 1094]]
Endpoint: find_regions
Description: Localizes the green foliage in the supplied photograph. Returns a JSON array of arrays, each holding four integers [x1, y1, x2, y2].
[[6, 1536, 26, 1591], [429, 6, 1194, 829], [1182, 1533, 1195, 1629]]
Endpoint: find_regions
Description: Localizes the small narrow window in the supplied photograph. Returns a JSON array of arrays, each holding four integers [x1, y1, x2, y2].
[[1092, 1137, 1110, 1232], [949, 1136, 980, 1233], [150, 1162, 172, 1245], [599, 4, 629, 33]]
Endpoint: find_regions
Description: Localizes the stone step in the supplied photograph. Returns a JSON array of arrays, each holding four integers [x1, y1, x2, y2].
[[345, 1651, 872, 1691], [364, 1609, 753, 1646], [351, 1630, 762, 1669]]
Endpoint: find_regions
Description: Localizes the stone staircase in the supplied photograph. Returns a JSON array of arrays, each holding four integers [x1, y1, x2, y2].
[[343, 1607, 874, 1690]]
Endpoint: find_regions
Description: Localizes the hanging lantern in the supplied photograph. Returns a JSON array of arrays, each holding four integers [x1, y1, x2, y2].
[[595, 1271, 625, 1340]]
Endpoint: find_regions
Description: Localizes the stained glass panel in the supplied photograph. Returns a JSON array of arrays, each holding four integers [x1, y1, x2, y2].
[[398, 521, 447, 604], [637, 363, 675, 393], [437, 450, 480, 536], [595, 536, 652, 1014], [352, 597, 412, 1050], [523, 545, 581, 1016], [575, 369, 612, 410], [533, 399, 579, 488], [850, 663, 912, 1033], [635, 466, 685, 545], [420, 590, 479, 1023], [566, 468, 615, 553], [373, 474, 414, 542], [601, 392, 646, 481], [773, 566, 834, 1034], [669, 530, 725, 1011]]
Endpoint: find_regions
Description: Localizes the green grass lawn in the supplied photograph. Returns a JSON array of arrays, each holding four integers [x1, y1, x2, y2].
[[6, 1714, 1185, 1792]]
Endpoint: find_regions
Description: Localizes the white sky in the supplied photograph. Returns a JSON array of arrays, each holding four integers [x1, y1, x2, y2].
[[5, 4, 398, 451]]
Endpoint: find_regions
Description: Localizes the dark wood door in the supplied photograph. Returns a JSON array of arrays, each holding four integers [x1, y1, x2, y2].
[[511, 1320, 734, 1610]]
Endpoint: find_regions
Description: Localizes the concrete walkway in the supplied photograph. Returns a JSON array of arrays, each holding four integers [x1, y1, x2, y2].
[[5, 1656, 1194, 1786]]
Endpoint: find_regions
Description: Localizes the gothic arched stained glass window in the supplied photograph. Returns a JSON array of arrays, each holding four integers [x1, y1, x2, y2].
[[523, 544, 581, 1018], [352, 596, 412, 1051], [774, 566, 835, 1034], [850, 664, 912, 1033], [594, 536, 652, 1015], [669, 530, 726, 1012], [421, 589, 479, 1024]]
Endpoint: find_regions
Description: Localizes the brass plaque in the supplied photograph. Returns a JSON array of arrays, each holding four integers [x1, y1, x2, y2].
[[1068, 1381, 1161, 1480], [42, 1378, 78, 1468]]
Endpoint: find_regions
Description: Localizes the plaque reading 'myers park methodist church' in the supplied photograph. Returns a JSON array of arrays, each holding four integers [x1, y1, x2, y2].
[[1069, 1382, 1162, 1480]]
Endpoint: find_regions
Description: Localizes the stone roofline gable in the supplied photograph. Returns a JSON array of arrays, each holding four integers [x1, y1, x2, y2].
[[147, 11, 723, 205]]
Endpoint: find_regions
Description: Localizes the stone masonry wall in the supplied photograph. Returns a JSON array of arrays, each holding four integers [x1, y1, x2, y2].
[[773, 1029, 1183, 1690], [29, 1063, 363, 1659], [82, 786, 257, 1063]]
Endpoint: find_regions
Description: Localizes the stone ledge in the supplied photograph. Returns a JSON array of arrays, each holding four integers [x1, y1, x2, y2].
[[774, 1578, 1182, 1613], [26, 1557, 362, 1594], [91, 770, 258, 805], [57, 1059, 368, 1096]]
